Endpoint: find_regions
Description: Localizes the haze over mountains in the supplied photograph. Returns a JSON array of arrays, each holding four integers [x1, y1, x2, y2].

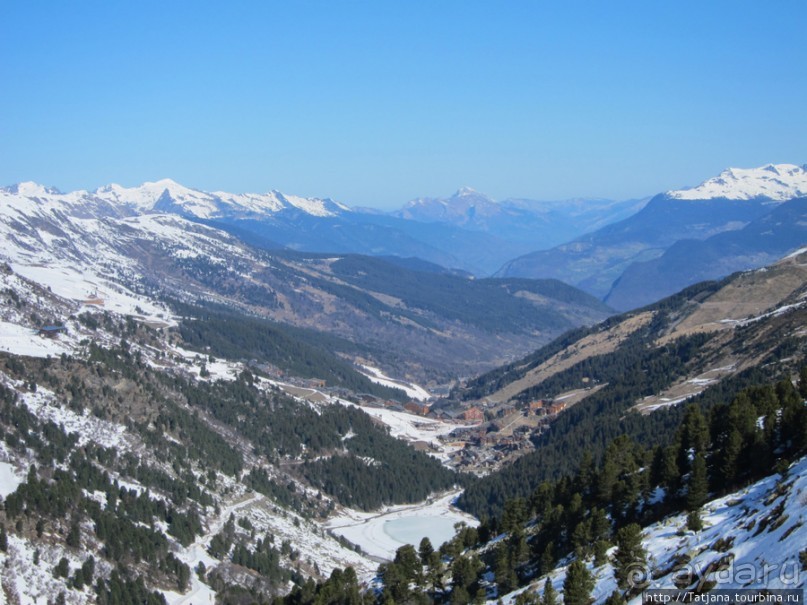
[[7, 162, 806, 314], [1, 163, 806, 604]]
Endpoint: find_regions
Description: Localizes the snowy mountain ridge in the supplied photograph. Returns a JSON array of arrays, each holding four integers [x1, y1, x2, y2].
[[1, 179, 350, 221], [668, 163, 807, 201]]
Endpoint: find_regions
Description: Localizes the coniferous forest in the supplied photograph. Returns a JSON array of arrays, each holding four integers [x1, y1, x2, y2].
[[299, 370, 807, 605]]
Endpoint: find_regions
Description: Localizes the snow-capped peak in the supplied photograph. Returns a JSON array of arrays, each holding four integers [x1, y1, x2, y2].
[[2, 181, 64, 197], [93, 179, 213, 212], [2, 178, 351, 220], [668, 163, 807, 201]]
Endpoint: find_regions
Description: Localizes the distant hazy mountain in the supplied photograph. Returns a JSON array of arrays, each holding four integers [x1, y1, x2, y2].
[[604, 196, 807, 310], [3, 179, 647, 276], [397, 186, 648, 250], [204, 185, 647, 275], [497, 163, 807, 308]]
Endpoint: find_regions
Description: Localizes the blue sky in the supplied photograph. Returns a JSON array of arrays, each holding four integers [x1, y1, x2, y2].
[[1, 1, 805, 208]]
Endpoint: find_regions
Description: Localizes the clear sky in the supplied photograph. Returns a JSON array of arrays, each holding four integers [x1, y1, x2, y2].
[[1, 1, 805, 208]]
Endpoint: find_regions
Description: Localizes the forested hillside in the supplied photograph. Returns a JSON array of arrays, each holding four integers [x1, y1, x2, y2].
[[175, 301, 407, 400], [452, 254, 807, 519], [342, 371, 807, 605], [0, 313, 465, 602]]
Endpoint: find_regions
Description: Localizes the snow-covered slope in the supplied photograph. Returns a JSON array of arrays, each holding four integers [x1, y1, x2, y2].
[[504, 455, 807, 604], [669, 163, 807, 201], [0, 180, 264, 318]]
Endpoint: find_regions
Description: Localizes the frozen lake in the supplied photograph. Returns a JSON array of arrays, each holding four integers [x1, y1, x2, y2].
[[383, 515, 458, 549], [325, 490, 478, 561]]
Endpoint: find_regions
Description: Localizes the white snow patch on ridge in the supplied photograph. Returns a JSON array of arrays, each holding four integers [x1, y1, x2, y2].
[[358, 364, 431, 401], [0, 461, 23, 498], [669, 163, 807, 201]]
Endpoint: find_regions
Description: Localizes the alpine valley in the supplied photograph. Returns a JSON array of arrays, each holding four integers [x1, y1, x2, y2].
[[0, 164, 805, 605]]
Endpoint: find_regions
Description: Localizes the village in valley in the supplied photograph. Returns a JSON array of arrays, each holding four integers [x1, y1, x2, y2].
[[251, 356, 589, 475]]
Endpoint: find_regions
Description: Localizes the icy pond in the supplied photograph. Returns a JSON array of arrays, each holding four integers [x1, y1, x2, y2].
[[325, 490, 478, 561], [383, 516, 459, 550]]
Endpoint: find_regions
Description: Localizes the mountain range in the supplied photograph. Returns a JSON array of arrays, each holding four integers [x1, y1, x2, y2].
[[0, 164, 806, 604], [498, 163, 807, 309], [0, 181, 612, 386], [9, 162, 806, 315]]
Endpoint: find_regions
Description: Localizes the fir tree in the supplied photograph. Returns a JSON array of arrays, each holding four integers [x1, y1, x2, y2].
[[686, 453, 709, 511], [604, 590, 627, 605], [798, 366, 807, 400], [419, 537, 434, 566], [562, 559, 594, 605], [541, 577, 558, 605], [612, 523, 647, 590]]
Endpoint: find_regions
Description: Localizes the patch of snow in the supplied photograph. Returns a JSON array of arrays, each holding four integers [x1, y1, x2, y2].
[[783, 246, 807, 260], [357, 365, 431, 401], [0, 321, 73, 358], [16, 385, 129, 450], [0, 461, 23, 498]]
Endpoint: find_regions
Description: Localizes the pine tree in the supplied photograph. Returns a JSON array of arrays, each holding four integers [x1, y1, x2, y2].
[[494, 544, 518, 594], [659, 445, 681, 494], [502, 498, 528, 532], [686, 453, 709, 511], [677, 406, 709, 472], [451, 554, 481, 596], [593, 540, 610, 568], [419, 537, 434, 566], [541, 577, 558, 605], [394, 543, 421, 584], [54, 557, 70, 578], [612, 523, 647, 590], [574, 451, 595, 498], [426, 550, 444, 594], [539, 542, 555, 576], [516, 591, 540, 605], [66, 519, 81, 548], [798, 366, 807, 399], [686, 509, 703, 532], [380, 561, 409, 604], [604, 590, 626, 605], [562, 559, 594, 605]]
